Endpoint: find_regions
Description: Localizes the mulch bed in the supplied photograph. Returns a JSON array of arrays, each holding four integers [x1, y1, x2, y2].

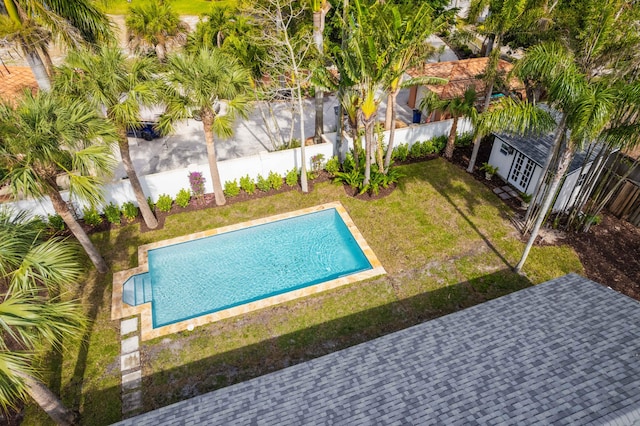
[[449, 142, 640, 301]]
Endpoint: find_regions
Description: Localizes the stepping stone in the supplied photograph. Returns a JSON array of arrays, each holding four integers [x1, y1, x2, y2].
[[121, 351, 140, 372], [498, 192, 511, 200], [122, 370, 142, 392], [122, 390, 142, 413], [507, 190, 519, 197], [122, 335, 139, 355], [121, 317, 138, 336], [493, 187, 504, 194]]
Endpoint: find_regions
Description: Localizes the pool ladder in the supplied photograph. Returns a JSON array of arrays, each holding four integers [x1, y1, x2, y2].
[[122, 273, 152, 306]]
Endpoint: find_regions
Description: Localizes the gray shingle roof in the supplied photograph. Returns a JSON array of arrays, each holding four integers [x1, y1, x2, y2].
[[113, 274, 640, 426], [495, 133, 598, 175]]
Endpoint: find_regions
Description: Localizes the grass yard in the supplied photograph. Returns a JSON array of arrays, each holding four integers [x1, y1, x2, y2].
[[22, 160, 583, 425], [101, 0, 237, 15]]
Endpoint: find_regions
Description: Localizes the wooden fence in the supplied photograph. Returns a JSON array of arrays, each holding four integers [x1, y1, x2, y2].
[[608, 179, 640, 226]]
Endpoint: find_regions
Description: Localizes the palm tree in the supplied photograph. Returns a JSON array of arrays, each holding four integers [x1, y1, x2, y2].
[[55, 46, 161, 230], [0, 91, 117, 273], [465, 0, 528, 173], [311, 0, 331, 144], [378, 2, 446, 173], [0, 208, 85, 425], [0, 0, 114, 89], [125, 0, 189, 62], [479, 42, 615, 273], [419, 87, 478, 160], [160, 48, 252, 206], [0, 209, 81, 296]]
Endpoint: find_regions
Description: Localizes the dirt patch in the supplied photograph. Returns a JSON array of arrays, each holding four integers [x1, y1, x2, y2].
[[450, 141, 640, 301]]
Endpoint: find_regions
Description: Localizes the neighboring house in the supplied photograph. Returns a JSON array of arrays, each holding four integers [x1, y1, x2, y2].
[[113, 273, 640, 425], [406, 58, 524, 122], [488, 132, 599, 211]]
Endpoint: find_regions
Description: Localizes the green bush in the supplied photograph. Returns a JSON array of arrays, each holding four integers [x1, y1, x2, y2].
[[175, 188, 191, 208], [104, 203, 121, 225], [47, 214, 66, 231], [455, 132, 473, 147], [256, 174, 271, 192], [268, 171, 283, 190], [121, 202, 139, 221], [409, 141, 424, 159], [82, 206, 103, 227], [156, 194, 173, 212], [432, 135, 447, 153], [223, 179, 240, 197], [239, 175, 256, 194], [285, 168, 298, 186], [325, 156, 340, 176], [147, 196, 155, 212], [392, 144, 410, 162]]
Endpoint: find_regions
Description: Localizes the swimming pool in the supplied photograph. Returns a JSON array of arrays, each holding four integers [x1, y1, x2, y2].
[[112, 202, 385, 340]]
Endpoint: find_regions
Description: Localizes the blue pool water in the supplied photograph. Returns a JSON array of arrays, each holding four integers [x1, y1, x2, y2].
[[124, 208, 372, 328]]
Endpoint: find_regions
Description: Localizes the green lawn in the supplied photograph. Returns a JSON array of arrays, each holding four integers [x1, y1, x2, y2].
[[22, 160, 584, 425], [102, 0, 237, 15]]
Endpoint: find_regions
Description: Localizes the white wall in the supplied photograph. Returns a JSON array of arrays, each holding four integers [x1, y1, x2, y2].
[[3, 119, 470, 219]]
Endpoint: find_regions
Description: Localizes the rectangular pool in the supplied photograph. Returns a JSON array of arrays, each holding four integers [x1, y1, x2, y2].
[[112, 202, 385, 340]]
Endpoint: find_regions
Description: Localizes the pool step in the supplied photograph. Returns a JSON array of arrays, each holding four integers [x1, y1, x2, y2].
[[123, 273, 152, 306]]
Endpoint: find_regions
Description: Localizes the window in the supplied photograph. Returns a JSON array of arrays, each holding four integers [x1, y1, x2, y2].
[[499, 143, 512, 156]]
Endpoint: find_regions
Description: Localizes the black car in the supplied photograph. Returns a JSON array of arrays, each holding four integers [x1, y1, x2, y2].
[[126, 121, 163, 141]]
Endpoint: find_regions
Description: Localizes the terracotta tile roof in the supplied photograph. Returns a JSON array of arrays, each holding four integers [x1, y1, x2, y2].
[[0, 66, 38, 104], [407, 58, 524, 100]]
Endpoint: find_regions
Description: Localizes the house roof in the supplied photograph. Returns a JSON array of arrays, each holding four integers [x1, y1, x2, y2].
[[0, 66, 37, 104], [406, 57, 524, 100], [495, 132, 599, 175], [113, 273, 640, 425]]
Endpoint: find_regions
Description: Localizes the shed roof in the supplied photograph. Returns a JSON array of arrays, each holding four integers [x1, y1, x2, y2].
[[406, 57, 524, 100], [495, 132, 599, 174], [0, 66, 37, 104], [113, 273, 640, 425]]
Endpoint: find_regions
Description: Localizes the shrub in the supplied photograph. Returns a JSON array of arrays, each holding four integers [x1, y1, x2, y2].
[[393, 144, 409, 162], [156, 194, 173, 212], [311, 153, 325, 173], [325, 156, 340, 176], [104, 203, 121, 225], [47, 214, 66, 231], [223, 179, 240, 197], [455, 132, 473, 147], [82, 206, 103, 227], [175, 188, 191, 208], [268, 171, 283, 190], [256, 174, 271, 192], [239, 175, 256, 194], [121, 202, 139, 220], [147, 196, 155, 212], [188, 171, 206, 198], [285, 168, 298, 186], [409, 141, 424, 159], [432, 135, 447, 153]]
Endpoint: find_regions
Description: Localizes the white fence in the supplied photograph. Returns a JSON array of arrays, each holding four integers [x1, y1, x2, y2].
[[3, 119, 469, 219]]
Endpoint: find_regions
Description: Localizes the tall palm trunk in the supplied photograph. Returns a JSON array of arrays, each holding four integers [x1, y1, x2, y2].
[[202, 111, 227, 205], [22, 42, 51, 91], [467, 35, 501, 173], [17, 372, 77, 426], [444, 116, 459, 159], [383, 90, 398, 173], [46, 186, 108, 274], [117, 133, 158, 229], [296, 83, 308, 192], [312, 9, 326, 144], [515, 129, 572, 273], [362, 114, 375, 185]]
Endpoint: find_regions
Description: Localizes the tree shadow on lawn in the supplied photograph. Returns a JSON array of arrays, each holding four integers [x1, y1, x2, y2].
[[55, 224, 146, 414], [81, 269, 531, 425]]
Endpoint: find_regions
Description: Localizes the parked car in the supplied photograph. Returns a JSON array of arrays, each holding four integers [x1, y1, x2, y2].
[[126, 121, 163, 141]]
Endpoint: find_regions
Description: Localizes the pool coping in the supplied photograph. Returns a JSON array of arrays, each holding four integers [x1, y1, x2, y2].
[[111, 202, 386, 341]]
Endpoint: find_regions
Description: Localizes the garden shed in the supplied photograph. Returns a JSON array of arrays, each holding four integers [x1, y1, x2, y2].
[[488, 131, 598, 211]]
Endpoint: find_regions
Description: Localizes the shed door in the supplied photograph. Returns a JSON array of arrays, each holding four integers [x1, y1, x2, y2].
[[509, 152, 535, 192]]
